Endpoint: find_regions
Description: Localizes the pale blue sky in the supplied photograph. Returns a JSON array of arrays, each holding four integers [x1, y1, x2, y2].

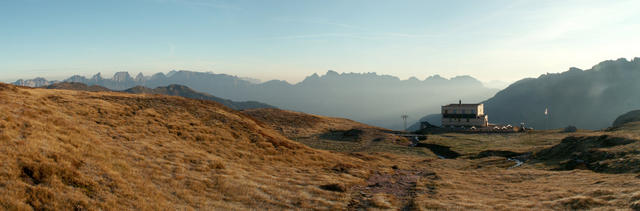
[[1, 0, 639, 83]]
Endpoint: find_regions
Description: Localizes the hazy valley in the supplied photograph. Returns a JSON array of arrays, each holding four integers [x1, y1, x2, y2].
[[15, 71, 498, 130]]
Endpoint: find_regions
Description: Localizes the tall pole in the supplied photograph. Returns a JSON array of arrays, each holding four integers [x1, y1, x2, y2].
[[544, 107, 549, 130], [401, 114, 408, 131]]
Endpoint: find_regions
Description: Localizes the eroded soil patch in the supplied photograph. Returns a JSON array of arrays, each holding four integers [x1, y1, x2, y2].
[[348, 168, 439, 210]]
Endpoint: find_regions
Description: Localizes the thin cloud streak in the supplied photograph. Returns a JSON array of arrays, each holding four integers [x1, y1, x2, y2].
[[265, 32, 442, 41]]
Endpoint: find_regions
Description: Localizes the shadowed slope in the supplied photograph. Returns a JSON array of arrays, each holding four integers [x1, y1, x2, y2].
[[123, 84, 275, 110], [483, 58, 640, 130], [45, 82, 112, 92], [44, 82, 274, 110], [613, 110, 640, 128]]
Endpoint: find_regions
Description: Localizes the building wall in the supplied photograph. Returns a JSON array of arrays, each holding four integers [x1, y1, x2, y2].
[[442, 115, 488, 127], [441, 104, 484, 115], [441, 104, 488, 127]]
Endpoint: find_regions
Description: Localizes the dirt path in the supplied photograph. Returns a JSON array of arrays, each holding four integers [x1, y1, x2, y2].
[[347, 168, 439, 210]]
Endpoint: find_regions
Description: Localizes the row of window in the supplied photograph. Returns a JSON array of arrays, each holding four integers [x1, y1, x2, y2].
[[447, 118, 470, 122], [443, 109, 477, 114]]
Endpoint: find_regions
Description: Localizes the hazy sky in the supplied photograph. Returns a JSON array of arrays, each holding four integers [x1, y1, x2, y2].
[[2, 0, 640, 83]]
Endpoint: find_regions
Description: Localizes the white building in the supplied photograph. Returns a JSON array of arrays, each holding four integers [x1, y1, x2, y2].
[[441, 101, 489, 128]]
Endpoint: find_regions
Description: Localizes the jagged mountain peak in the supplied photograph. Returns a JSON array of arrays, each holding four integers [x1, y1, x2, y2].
[[112, 72, 133, 82], [91, 72, 103, 80], [135, 72, 145, 82]]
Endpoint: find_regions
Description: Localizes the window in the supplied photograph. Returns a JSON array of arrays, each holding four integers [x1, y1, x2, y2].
[[453, 109, 457, 114], [466, 118, 469, 122]]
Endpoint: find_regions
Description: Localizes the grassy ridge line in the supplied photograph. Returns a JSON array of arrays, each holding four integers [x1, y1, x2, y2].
[[0, 83, 379, 210]]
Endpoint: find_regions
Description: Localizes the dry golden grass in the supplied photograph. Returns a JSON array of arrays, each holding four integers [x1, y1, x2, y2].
[[243, 108, 425, 156], [242, 108, 394, 139], [0, 83, 381, 210], [412, 158, 640, 210], [409, 126, 640, 210], [422, 130, 602, 156], [3, 83, 640, 210]]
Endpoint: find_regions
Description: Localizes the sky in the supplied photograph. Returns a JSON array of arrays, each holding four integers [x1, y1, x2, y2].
[[1, 0, 640, 84]]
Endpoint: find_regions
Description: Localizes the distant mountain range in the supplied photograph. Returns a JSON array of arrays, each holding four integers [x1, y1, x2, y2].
[[44, 82, 274, 111], [409, 58, 640, 130], [483, 58, 640, 130], [122, 84, 274, 110], [17, 58, 640, 130], [15, 70, 498, 129]]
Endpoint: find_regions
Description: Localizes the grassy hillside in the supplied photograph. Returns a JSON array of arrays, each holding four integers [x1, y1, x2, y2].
[[0, 83, 374, 210], [3, 83, 640, 210], [243, 108, 433, 156]]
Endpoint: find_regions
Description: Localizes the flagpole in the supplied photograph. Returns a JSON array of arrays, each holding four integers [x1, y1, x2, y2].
[[544, 107, 548, 130]]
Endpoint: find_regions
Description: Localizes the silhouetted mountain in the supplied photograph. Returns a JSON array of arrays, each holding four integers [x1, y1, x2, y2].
[[43, 82, 273, 110], [612, 110, 640, 128], [14, 70, 498, 129], [483, 58, 640, 130], [407, 114, 442, 131], [123, 84, 275, 110], [45, 82, 112, 92]]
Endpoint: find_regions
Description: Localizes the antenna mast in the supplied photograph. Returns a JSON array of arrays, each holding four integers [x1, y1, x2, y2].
[[401, 114, 409, 131]]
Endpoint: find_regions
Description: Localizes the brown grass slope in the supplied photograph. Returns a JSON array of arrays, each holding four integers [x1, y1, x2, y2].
[[411, 126, 640, 210], [242, 108, 392, 139], [0, 83, 374, 210], [4, 82, 640, 210], [242, 108, 422, 155]]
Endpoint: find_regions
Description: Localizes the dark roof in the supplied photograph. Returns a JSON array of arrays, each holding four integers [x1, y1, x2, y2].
[[443, 103, 482, 107]]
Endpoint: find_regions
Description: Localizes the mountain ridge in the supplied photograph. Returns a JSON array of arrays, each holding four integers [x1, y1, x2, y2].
[[15, 70, 498, 129], [482, 57, 640, 129], [42, 82, 274, 111]]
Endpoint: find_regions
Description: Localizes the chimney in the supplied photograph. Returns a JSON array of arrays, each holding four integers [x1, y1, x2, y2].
[[459, 100, 462, 105]]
